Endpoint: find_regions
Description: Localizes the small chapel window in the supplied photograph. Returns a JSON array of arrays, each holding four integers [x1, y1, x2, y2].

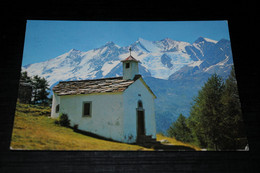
[[83, 102, 92, 117], [138, 100, 143, 108], [126, 63, 130, 68]]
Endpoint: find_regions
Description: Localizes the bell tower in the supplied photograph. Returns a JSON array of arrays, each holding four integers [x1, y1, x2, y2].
[[121, 47, 140, 80]]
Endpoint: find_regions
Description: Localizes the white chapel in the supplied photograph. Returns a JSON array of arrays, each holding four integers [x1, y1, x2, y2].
[[51, 52, 157, 144]]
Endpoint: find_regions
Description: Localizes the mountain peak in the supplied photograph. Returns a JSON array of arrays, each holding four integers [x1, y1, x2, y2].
[[194, 37, 206, 43], [159, 37, 177, 45], [137, 37, 148, 43], [194, 37, 217, 44], [105, 41, 115, 45], [104, 41, 121, 49], [69, 48, 80, 53], [135, 38, 160, 53], [161, 37, 173, 42], [95, 41, 120, 51], [203, 38, 218, 44]]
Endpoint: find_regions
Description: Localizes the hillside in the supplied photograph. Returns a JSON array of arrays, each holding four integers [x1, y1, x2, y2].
[[11, 103, 149, 150], [10, 102, 200, 151]]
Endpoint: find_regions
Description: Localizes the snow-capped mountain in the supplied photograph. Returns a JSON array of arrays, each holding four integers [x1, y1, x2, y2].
[[24, 41, 124, 86], [169, 37, 233, 81], [22, 37, 233, 133], [23, 37, 207, 87]]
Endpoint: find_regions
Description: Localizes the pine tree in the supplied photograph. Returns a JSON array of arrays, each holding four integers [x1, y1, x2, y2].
[[188, 69, 247, 150], [167, 114, 193, 143], [220, 66, 247, 149], [31, 75, 50, 105], [188, 74, 225, 150], [37, 77, 50, 105]]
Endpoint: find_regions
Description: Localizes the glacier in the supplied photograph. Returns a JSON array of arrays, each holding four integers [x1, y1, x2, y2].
[[23, 37, 200, 86]]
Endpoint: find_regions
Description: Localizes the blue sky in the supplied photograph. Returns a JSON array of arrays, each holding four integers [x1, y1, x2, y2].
[[22, 20, 230, 66]]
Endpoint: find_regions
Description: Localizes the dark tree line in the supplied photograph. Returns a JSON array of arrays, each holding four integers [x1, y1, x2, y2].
[[167, 67, 247, 150], [20, 71, 50, 105]]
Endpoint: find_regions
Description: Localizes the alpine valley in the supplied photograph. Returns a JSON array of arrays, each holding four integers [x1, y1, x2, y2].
[[22, 37, 234, 133]]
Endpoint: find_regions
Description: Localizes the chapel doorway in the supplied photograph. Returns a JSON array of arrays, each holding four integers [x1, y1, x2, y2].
[[137, 110, 145, 136], [137, 100, 145, 140]]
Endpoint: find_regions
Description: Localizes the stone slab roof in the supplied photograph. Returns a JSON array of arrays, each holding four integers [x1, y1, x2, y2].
[[52, 77, 135, 96]]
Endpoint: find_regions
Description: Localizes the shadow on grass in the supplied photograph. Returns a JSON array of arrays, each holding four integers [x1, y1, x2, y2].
[[72, 128, 119, 143], [72, 128, 196, 151]]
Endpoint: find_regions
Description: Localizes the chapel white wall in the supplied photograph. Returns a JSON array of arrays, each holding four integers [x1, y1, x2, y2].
[[59, 93, 125, 142], [123, 78, 156, 143]]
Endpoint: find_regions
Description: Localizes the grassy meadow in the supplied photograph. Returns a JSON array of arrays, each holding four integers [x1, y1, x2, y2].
[[10, 102, 200, 151]]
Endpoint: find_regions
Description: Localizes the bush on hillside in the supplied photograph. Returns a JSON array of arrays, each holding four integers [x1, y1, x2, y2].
[[55, 113, 70, 127]]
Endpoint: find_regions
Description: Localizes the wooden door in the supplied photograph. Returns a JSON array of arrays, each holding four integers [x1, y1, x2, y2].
[[137, 110, 145, 136]]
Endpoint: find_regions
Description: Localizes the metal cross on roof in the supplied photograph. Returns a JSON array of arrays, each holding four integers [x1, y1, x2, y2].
[[129, 47, 132, 56]]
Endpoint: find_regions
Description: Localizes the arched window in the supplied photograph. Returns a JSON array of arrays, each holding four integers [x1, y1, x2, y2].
[[138, 100, 143, 108]]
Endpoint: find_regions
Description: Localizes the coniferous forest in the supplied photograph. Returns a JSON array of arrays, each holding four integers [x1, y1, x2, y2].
[[167, 66, 247, 150]]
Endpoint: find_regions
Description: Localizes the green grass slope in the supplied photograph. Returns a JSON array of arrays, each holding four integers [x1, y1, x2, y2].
[[10, 103, 151, 150], [10, 102, 200, 151]]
